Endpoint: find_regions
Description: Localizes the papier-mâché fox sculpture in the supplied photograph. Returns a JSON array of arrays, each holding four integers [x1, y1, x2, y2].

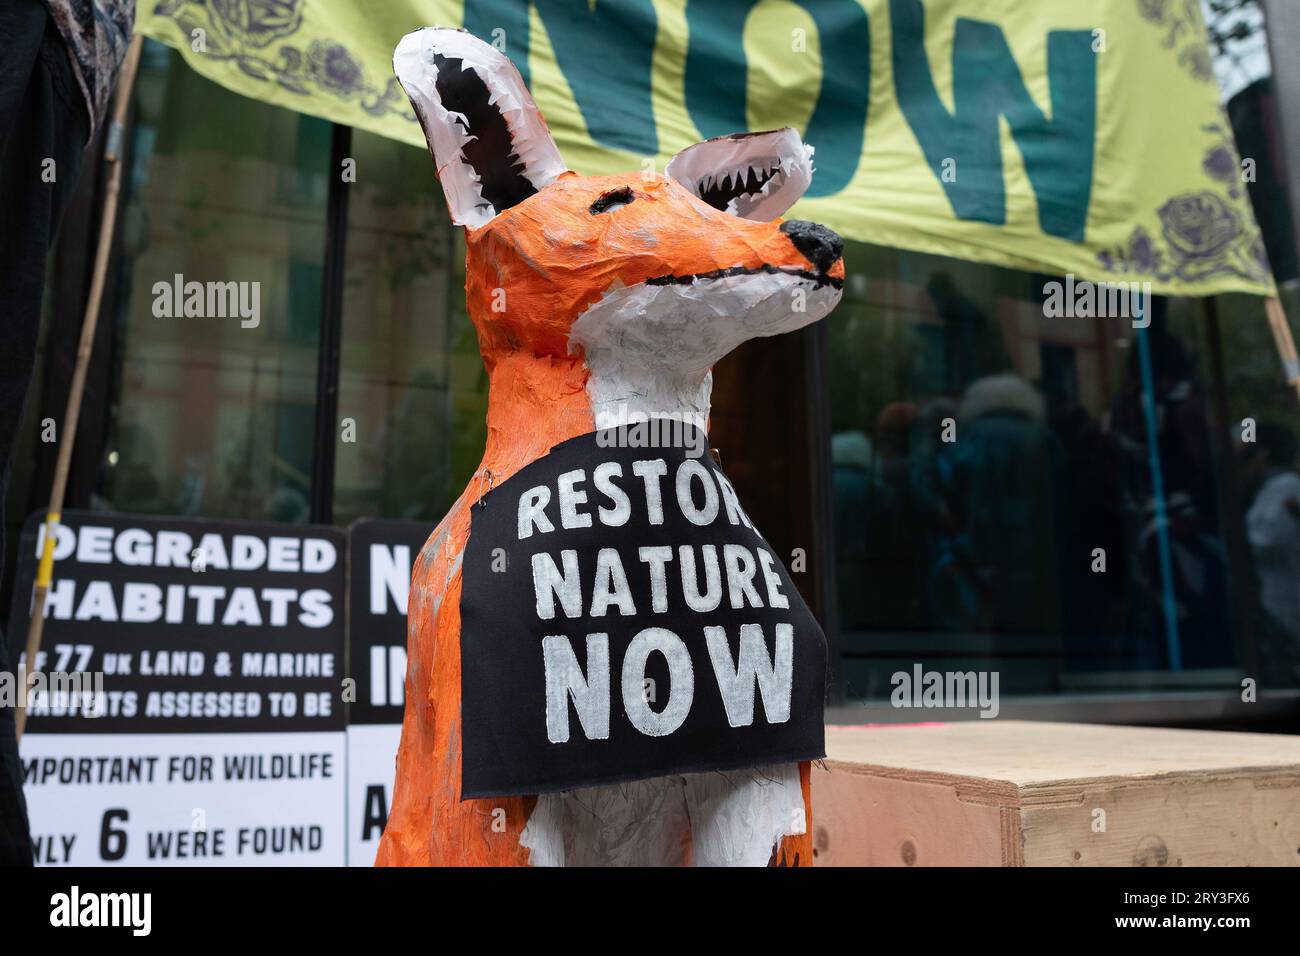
[[377, 27, 844, 867]]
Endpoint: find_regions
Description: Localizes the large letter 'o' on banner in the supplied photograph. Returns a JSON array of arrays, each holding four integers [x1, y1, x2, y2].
[[683, 0, 870, 196]]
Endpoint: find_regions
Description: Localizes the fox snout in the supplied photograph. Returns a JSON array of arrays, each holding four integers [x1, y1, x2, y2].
[[781, 220, 844, 276]]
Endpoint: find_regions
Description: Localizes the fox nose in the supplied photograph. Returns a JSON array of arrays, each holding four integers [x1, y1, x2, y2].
[[781, 219, 844, 274]]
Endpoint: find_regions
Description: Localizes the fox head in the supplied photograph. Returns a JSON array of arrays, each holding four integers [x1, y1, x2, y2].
[[394, 27, 844, 430]]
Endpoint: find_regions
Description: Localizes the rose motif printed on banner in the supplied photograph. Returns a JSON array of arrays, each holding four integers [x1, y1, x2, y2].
[[1136, 0, 1214, 82], [307, 42, 365, 95], [1159, 193, 1240, 261], [209, 0, 302, 48], [1128, 227, 1160, 272], [1202, 145, 1238, 186], [1179, 44, 1214, 84], [1099, 190, 1268, 284], [1199, 120, 1246, 200], [152, 0, 411, 120], [1098, 116, 1270, 285]]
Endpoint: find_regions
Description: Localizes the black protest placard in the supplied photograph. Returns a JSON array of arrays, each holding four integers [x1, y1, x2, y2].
[[344, 518, 433, 865], [8, 512, 346, 734], [345, 518, 434, 725], [9, 513, 349, 865], [459, 427, 826, 798]]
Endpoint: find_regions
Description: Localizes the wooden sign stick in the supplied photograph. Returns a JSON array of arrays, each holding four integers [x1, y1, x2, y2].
[[15, 34, 144, 743], [1265, 296, 1300, 403]]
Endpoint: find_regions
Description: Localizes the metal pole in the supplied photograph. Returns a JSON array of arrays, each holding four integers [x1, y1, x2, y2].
[[1134, 315, 1182, 672], [309, 123, 352, 525]]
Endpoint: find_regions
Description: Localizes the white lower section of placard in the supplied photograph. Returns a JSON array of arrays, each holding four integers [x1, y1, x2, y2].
[[21, 732, 346, 866], [346, 723, 401, 867]]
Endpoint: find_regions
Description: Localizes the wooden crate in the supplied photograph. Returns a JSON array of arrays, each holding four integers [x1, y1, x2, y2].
[[812, 721, 1300, 866]]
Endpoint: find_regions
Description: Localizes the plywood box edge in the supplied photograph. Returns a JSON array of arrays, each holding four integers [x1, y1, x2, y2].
[[824, 758, 1023, 810]]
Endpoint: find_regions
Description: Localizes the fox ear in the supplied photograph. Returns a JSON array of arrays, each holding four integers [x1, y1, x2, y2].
[[393, 27, 567, 227], [666, 127, 814, 222]]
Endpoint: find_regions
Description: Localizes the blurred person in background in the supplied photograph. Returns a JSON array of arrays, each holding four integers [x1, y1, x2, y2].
[[1111, 310, 1232, 671], [930, 373, 1063, 635], [1244, 422, 1300, 683], [864, 401, 928, 631], [0, 0, 135, 866], [832, 428, 873, 629]]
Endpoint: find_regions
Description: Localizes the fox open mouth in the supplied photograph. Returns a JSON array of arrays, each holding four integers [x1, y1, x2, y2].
[[666, 128, 815, 222], [644, 264, 843, 290], [695, 162, 785, 214]]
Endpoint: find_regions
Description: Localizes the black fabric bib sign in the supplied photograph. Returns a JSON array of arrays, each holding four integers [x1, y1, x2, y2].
[[459, 427, 826, 799]]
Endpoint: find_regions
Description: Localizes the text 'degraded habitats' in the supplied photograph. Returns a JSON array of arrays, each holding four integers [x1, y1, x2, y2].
[[10, 513, 348, 865]]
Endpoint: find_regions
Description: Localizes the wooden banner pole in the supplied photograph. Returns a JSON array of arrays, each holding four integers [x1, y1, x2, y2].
[[1264, 296, 1300, 403], [15, 34, 145, 743]]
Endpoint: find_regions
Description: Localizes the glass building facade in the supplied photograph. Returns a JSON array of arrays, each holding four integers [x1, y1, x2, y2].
[[7, 26, 1300, 723]]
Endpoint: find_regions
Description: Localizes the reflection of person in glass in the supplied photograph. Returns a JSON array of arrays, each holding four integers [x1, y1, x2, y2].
[[831, 429, 872, 630], [929, 373, 1062, 635], [926, 272, 1012, 394], [1244, 422, 1300, 682], [1111, 308, 1232, 669]]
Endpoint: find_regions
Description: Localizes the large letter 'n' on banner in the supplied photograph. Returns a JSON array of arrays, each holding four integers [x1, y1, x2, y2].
[[468, 0, 660, 156]]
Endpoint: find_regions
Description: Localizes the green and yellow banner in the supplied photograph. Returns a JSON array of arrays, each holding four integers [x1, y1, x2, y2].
[[139, 0, 1275, 297]]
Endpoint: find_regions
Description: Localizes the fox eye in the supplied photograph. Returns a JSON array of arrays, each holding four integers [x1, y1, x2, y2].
[[590, 187, 635, 215]]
